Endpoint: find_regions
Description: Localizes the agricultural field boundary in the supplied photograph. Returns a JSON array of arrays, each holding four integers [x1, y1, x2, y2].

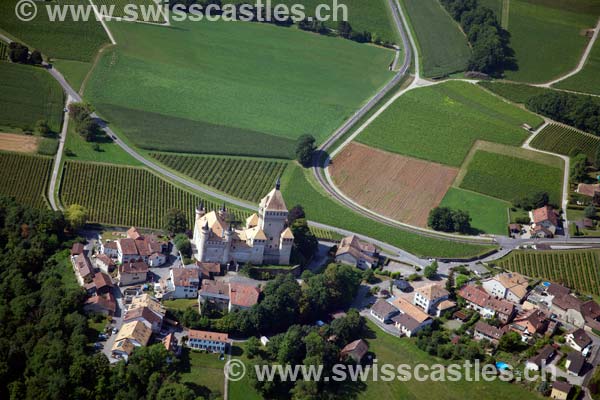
[[88, 0, 117, 44]]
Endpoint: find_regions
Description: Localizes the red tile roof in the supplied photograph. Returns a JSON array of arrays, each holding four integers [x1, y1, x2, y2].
[[124, 306, 162, 327], [93, 272, 113, 290], [188, 329, 229, 342], [229, 283, 260, 308], [119, 238, 139, 255], [458, 285, 515, 316], [119, 261, 149, 274], [71, 243, 85, 255], [532, 206, 558, 226], [172, 268, 201, 287], [85, 292, 116, 313]]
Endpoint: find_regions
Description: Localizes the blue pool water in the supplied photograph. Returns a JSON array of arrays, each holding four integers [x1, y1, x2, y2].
[[496, 362, 509, 370], [542, 281, 551, 287]]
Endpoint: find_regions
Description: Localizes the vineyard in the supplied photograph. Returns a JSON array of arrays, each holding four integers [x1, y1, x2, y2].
[[531, 124, 600, 163], [310, 227, 343, 242], [495, 250, 600, 296], [0, 152, 53, 208], [151, 153, 288, 203], [59, 161, 249, 229]]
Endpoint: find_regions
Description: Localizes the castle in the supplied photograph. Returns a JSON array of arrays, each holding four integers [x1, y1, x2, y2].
[[192, 179, 294, 265]]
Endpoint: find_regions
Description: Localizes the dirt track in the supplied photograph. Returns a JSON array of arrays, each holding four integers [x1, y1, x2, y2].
[[0, 133, 39, 153], [330, 143, 458, 227]]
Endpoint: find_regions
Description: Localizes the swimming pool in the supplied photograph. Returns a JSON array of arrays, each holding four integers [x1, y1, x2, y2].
[[496, 361, 509, 370]]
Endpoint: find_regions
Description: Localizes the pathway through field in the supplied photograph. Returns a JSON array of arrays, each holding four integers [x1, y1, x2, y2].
[[501, 0, 510, 29]]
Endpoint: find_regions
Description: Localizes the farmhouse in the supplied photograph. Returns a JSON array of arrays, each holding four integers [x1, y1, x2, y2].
[[113, 228, 167, 265], [229, 282, 261, 312], [193, 181, 294, 265], [186, 330, 229, 353], [576, 183, 600, 198], [458, 285, 515, 323], [413, 283, 450, 315], [482, 272, 529, 303], [335, 235, 379, 270]]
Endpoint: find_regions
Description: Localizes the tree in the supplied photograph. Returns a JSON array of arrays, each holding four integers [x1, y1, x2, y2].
[[68, 102, 95, 122], [75, 116, 100, 142], [246, 336, 261, 359], [452, 209, 471, 234], [362, 268, 375, 284], [338, 21, 352, 38], [498, 331, 521, 352], [446, 269, 455, 293], [428, 207, 471, 233], [585, 204, 597, 219], [65, 204, 88, 230], [295, 134, 316, 167], [173, 233, 191, 258], [163, 208, 188, 235], [290, 218, 318, 264], [8, 42, 29, 63], [570, 153, 588, 183], [455, 274, 469, 289], [35, 119, 51, 136], [423, 261, 438, 279], [29, 50, 43, 65], [287, 204, 305, 225]]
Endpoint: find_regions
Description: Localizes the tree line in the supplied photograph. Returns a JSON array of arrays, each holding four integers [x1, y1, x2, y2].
[[527, 92, 600, 137], [440, 0, 514, 76], [7, 42, 43, 65]]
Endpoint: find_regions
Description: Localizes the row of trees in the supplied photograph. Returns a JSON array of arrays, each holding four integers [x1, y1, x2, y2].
[[68, 102, 101, 142], [527, 92, 600, 136], [441, 0, 513, 75], [428, 206, 472, 233], [7, 42, 42, 65]]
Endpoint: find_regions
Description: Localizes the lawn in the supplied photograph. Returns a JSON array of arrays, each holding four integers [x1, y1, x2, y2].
[[356, 81, 541, 167], [503, 0, 598, 83], [439, 187, 510, 235], [178, 349, 225, 400], [0, 62, 64, 133], [478, 81, 550, 104], [459, 150, 563, 205], [84, 19, 395, 156], [163, 298, 198, 312], [281, 163, 496, 258], [400, 0, 471, 78], [555, 37, 600, 95], [52, 59, 93, 93], [64, 121, 142, 166], [0, 0, 108, 62]]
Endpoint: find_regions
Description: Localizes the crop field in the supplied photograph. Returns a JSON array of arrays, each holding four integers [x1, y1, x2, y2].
[[91, 0, 167, 23], [309, 227, 343, 242], [0, 133, 40, 153], [503, 0, 598, 83], [495, 249, 600, 296], [330, 143, 458, 227], [0, 152, 53, 208], [478, 81, 550, 104], [459, 150, 563, 205], [0, 0, 108, 62], [150, 153, 288, 203], [281, 163, 497, 258], [556, 38, 600, 95], [356, 81, 541, 166], [59, 161, 248, 229], [531, 124, 600, 163], [85, 19, 394, 156], [439, 188, 510, 235], [400, 0, 471, 78], [0, 62, 64, 133]]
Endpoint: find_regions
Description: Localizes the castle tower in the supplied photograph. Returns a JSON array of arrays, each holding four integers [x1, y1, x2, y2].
[[218, 203, 227, 220], [222, 225, 233, 264], [258, 178, 290, 262], [197, 220, 209, 260], [195, 201, 206, 220]]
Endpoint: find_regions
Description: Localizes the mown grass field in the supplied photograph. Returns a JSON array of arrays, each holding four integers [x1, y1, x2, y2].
[[52, 59, 93, 93], [281, 163, 496, 258], [459, 150, 563, 205], [0, 62, 64, 133], [85, 19, 394, 157], [495, 249, 600, 296], [0, 152, 53, 208], [503, 0, 599, 83], [178, 349, 224, 400], [530, 124, 600, 163], [59, 161, 248, 229], [439, 187, 510, 235], [400, 0, 471, 78], [0, 0, 108, 62], [555, 37, 600, 95], [92, 0, 167, 23], [356, 81, 541, 166], [151, 153, 287, 203]]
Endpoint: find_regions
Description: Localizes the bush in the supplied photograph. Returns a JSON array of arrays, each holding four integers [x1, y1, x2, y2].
[[37, 138, 59, 156]]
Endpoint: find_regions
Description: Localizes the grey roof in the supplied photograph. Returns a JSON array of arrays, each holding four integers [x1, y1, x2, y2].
[[371, 299, 398, 318], [391, 313, 421, 331], [566, 352, 585, 375]]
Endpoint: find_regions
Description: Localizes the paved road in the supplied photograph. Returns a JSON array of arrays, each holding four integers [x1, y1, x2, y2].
[[48, 95, 71, 210]]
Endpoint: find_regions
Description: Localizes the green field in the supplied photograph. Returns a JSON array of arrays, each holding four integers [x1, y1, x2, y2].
[[179, 349, 224, 400], [400, 0, 471, 78], [85, 19, 394, 157], [59, 161, 248, 229], [0, 62, 64, 133], [356, 81, 541, 166], [459, 150, 563, 205], [150, 153, 288, 203], [0, 0, 108, 62], [478, 81, 550, 104], [0, 152, 53, 208], [64, 122, 142, 166], [530, 124, 600, 163], [504, 0, 598, 83], [0, 40, 7, 60], [92, 0, 167, 23], [555, 37, 600, 95], [439, 187, 510, 235], [281, 163, 496, 258], [495, 249, 600, 296], [52, 59, 93, 93]]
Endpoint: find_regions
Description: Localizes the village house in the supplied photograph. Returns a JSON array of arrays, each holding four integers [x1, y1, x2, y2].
[[71, 243, 85, 256], [390, 297, 432, 337], [196, 262, 223, 279], [111, 320, 152, 361], [84, 292, 117, 316], [525, 344, 555, 371], [565, 328, 592, 353], [529, 205, 560, 237], [482, 272, 529, 303], [198, 280, 230, 313], [128, 294, 166, 320], [340, 339, 369, 363], [95, 253, 115, 274], [413, 283, 450, 315], [123, 306, 163, 333], [91, 272, 113, 296], [186, 330, 229, 353], [458, 285, 516, 323], [334, 235, 379, 270], [72, 253, 94, 286], [550, 381, 572, 400], [163, 333, 181, 357], [118, 261, 149, 286], [113, 227, 167, 266], [565, 351, 585, 376], [229, 282, 261, 312], [370, 299, 399, 323], [509, 309, 549, 341], [101, 240, 119, 258], [576, 183, 600, 199], [158, 267, 202, 300], [473, 321, 505, 344]]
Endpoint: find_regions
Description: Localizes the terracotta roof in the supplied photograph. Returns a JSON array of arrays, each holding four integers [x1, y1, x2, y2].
[[75, 255, 93, 278], [200, 280, 230, 296], [104, 241, 118, 250], [547, 283, 570, 297], [474, 321, 504, 340], [71, 243, 85, 255], [197, 262, 221, 275], [512, 309, 547, 334], [171, 268, 201, 287], [493, 272, 529, 299], [458, 285, 515, 316], [436, 299, 456, 311], [391, 297, 430, 323], [568, 328, 592, 349], [96, 253, 115, 267], [119, 261, 149, 275], [259, 187, 288, 212], [119, 238, 139, 255], [197, 211, 228, 240], [552, 381, 572, 394], [93, 272, 113, 290], [340, 339, 368, 360], [129, 294, 166, 317], [532, 206, 558, 226], [127, 227, 142, 240], [229, 283, 260, 307], [246, 213, 259, 227], [552, 293, 583, 311], [416, 283, 449, 301], [85, 292, 116, 313], [338, 235, 376, 253], [124, 306, 162, 327], [163, 333, 176, 352], [576, 183, 600, 197], [115, 320, 152, 346], [371, 299, 398, 318], [188, 329, 229, 342], [581, 300, 600, 320]]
